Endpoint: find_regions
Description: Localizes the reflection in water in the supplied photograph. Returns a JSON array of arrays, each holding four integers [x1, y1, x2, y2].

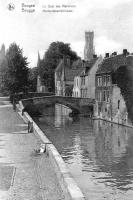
[[36, 104, 133, 200], [54, 104, 72, 128]]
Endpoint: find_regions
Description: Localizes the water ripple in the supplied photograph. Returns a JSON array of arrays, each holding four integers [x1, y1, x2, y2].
[[35, 104, 133, 199]]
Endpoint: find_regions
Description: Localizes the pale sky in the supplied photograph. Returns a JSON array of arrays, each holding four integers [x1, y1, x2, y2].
[[0, 0, 133, 67]]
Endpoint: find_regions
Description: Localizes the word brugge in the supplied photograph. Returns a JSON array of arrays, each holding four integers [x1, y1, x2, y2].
[[22, 3, 35, 13]]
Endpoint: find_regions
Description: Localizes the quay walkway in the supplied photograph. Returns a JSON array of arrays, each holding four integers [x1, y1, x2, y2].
[[0, 97, 64, 200]]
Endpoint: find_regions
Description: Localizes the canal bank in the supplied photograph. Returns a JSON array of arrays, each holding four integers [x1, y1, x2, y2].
[[93, 116, 133, 129], [0, 99, 64, 200], [34, 103, 133, 200], [18, 101, 85, 200]]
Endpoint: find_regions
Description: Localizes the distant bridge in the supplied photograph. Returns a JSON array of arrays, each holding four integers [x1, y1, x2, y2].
[[22, 95, 95, 115]]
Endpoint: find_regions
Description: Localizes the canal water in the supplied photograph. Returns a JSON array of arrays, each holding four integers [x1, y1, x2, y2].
[[35, 104, 133, 200]]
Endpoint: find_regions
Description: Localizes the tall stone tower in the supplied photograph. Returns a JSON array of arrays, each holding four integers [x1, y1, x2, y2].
[[84, 31, 95, 61]]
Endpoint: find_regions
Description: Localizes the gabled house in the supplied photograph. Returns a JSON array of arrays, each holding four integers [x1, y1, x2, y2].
[[55, 57, 84, 96], [94, 50, 133, 126], [73, 55, 102, 98], [73, 76, 81, 97], [55, 30, 97, 97], [80, 55, 103, 98], [72, 60, 86, 97]]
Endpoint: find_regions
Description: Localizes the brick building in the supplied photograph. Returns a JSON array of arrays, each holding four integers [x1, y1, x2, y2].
[[94, 50, 133, 126]]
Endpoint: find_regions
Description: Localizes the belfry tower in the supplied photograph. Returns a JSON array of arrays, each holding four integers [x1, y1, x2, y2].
[[84, 31, 95, 61]]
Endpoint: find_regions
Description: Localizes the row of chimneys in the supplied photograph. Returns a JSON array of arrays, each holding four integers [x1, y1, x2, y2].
[[63, 49, 130, 63], [63, 54, 98, 65], [105, 49, 130, 58]]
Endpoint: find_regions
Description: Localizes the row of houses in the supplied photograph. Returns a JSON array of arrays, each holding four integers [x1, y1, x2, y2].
[[55, 55, 103, 99], [55, 48, 133, 126], [37, 31, 133, 126]]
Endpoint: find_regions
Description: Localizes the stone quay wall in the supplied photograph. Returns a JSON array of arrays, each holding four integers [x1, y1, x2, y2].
[[18, 101, 86, 200]]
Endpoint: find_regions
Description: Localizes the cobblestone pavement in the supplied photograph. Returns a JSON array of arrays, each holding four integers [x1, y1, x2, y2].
[[0, 99, 64, 200]]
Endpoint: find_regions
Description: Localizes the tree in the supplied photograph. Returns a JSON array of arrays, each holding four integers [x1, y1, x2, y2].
[[28, 67, 38, 92], [39, 42, 79, 92], [0, 57, 8, 95], [6, 43, 29, 94], [0, 44, 8, 95]]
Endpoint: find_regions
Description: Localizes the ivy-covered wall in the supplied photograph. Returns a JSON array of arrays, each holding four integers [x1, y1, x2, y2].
[[114, 65, 133, 123]]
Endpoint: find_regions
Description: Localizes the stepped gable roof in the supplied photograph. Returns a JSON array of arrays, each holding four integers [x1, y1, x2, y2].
[[96, 54, 133, 74]]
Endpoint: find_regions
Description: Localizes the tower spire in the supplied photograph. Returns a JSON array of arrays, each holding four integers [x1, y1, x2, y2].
[[37, 51, 41, 68], [0, 44, 5, 57]]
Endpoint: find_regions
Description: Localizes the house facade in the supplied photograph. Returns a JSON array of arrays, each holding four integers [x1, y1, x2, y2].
[[73, 30, 97, 98], [73, 76, 81, 97], [55, 57, 84, 96], [80, 70, 87, 98], [94, 50, 133, 126], [86, 56, 103, 98], [72, 56, 103, 98], [80, 56, 103, 98]]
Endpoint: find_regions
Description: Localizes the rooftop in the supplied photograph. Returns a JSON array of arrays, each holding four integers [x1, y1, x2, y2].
[[96, 53, 133, 74], [64, 67, 85, 81], [55, 56, 99, 81], [84, 58, 98, 75]]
